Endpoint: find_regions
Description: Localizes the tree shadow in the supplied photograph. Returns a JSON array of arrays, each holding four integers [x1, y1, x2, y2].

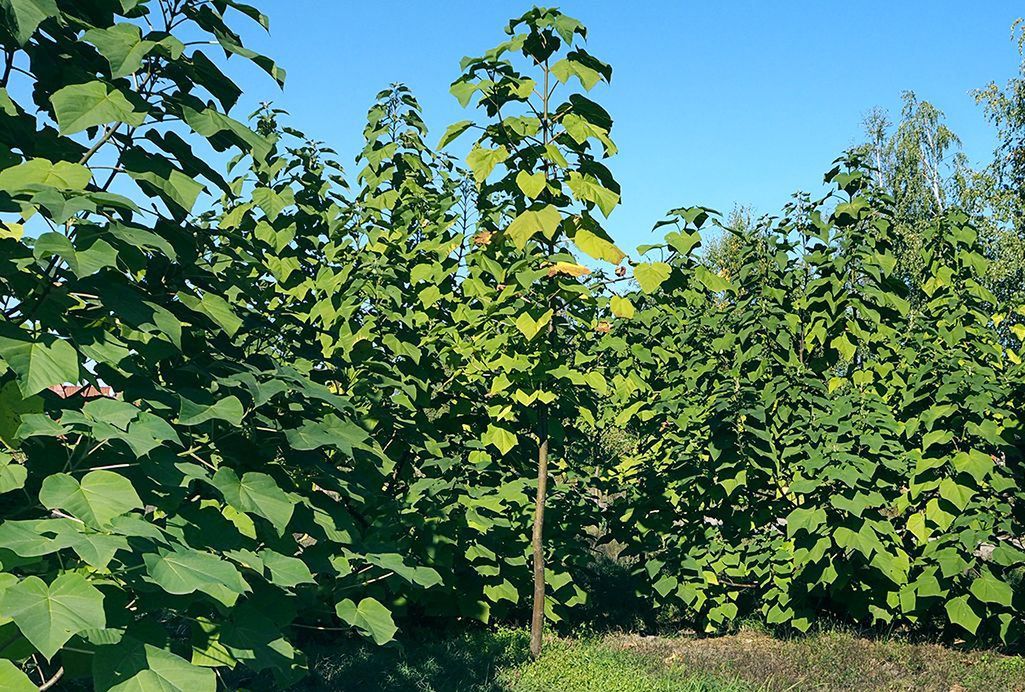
[[291, 626, 530, 692], [558, 552, 659, 635]]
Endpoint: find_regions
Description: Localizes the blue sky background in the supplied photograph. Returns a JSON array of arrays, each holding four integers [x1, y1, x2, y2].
[[231, 1, 1025, 251]]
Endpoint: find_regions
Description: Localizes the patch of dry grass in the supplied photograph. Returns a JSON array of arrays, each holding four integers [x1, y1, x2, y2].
[[612, 628, 1025, 691]]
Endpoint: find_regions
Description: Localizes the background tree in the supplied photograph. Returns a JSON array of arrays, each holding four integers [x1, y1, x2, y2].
[[861, 74, 1025, 343]]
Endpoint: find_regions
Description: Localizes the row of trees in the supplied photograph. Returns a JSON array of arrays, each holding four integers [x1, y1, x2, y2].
[[0, 1, 1022, 689], [609, 168, 1025, 638]]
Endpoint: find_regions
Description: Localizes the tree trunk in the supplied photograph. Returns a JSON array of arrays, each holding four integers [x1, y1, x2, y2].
[[529, 404, 550, 659]]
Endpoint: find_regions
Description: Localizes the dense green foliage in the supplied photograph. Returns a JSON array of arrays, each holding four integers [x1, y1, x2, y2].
[[606, 162, 1025, 638], [0, 1, 1023, 689]]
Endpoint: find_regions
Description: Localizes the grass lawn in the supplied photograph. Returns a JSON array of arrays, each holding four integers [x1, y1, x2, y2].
[[293, 626, 1025, 691]]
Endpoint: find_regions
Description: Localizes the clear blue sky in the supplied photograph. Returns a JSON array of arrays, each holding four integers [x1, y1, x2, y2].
[[233, 1, 1024, 251]]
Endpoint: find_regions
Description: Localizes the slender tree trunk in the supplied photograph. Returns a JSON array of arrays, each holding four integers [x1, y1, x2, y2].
[[530, 47, 554, 661], [529, 404, 550, 658]]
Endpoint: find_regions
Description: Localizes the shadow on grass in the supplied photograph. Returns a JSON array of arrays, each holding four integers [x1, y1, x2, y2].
[[285, 625, 750, 692], [293, 626, 530, 692], [558, 553, 659, 635]]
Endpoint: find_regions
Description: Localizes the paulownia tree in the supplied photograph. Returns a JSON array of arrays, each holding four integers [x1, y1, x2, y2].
[[606, 155, 1025, 642], [443, 7, 625, 656], [0, 1, 390, 687]]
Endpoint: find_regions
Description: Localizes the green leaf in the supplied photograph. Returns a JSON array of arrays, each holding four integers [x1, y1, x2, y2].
[[182, 106, 271, 160], [0, 380, 41, 447], [214, 32, 285, 86], [144, 549, 249, 606], [515, 309, 554, 341], [0, 158, 91, 192], [260, 549, 315, 588], [95, 639, 215, 692], [515, 170, 547, 199], [561, 113, 616, 155], [484, 579, 519, 604], [0, 220, 22, 239], [367, 553, 442, 589], [39, 471, 142, 528], [609, 295, 634, 319], [466, 145, 508, 183], [438, 120, 474, 149], [634, 262, 671, 293], [418, 285, 442, 308], [552, 57, 602, 90], [484, 424, 517, 455], [178, 395, 244, 427], [0, 519, 62, 557], [573, 228, 626, 264], [335, 597, 397, 645], [922, 429, 953, 451], [211, 469, 293, 535], [938, 477, 973, 511], [694, 265, 733, 293], [0, 455, 26, 494], [926, 499, 955, 532], [665, 230, 701, 255], [945, 595, 981, 635], [51, 81, 147, 135], [832, 333, 856, 361], [84, 24, 155, 78], [123, 151, 204, 213], [970, 574, 1013, 607], [952, 450, 994, 482], [285, 415, 367, 455], [566, 172, 619, 217], [786, 507, 826, 538], [653, 574, 678, 598], [54, 525, 129, 570], [0, 86, 14, 115], [506, 206, 561, 249], [0, 573, 105, 660], [584, 370, 608, 395], [66, 237, 118, 277], [450, 78, 479, 107], [0, 660, 34, 692], [186, 291, 242, 337], [252, 186, 294, 221], [0, 329, 79, 396], [0, 0, 58, 45], [906, 512, 929, 543]]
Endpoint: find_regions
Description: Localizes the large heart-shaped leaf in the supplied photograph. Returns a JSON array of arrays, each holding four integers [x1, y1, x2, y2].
[[51, 81, 147, 134], [0, 0, 58, 45], [144, 549, 249, 606], [506, 205, 561, 249], [335, 597, 397, 645], [39, 470, 142, 528], [95, 639, 215, 692], [0, 573, 105, 659], [0, 328, 79, 397], [633, 262, 671, 294], [212, 469, 293, 535]]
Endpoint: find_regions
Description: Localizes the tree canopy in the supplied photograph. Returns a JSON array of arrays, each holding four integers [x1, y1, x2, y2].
[[0, 2, 1023, 689]]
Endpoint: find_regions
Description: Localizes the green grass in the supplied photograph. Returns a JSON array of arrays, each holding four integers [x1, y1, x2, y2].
[[505, 636, 748, 691], [294, 627, 745, 691], [288, 626, 1025, 691]]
